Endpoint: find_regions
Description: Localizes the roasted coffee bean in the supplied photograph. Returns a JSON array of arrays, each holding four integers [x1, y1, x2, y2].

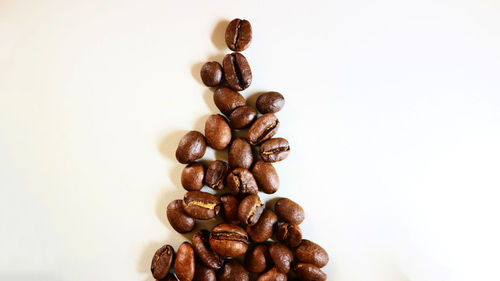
[[274, 198, 305, 225], [252, 160, 279, 194], [259, 138, 290, 162], [209, 223, 249, 257], [225, 18, 252, 52], [200, 61, 223, 87], [193, 263, 216, 281], [182, 191, 221, 220], [181, 162, 205, 191], [204, 160, 229, 190], [167, 199, 196, 233], [213, 87, 246, 116], [229, 105, 257, 129], [256, 91, 285, 114], [223, 53, 252, 91], [245, 244, 271, 274], [247, 113, 280, 145], [159, 273, 178, 281], [238, 194, 265, 226], [256, 267, 287, 281], [205, 114, 232, 150], [269, 242, 293, 273], [174, 242, 195, 281], [218, 259, 250, 281], [276, 223, 302, 248], [220, 194, 240, 224], [226, 168, 258, 196], [246, 209, 278, 242], [176, 131, 207, 164], [294, 263, 327, 281], [228, 138, 253, 169], [151, 244, 175, 280], [191, 230, 223, 270], [294, 240, 329, 268]]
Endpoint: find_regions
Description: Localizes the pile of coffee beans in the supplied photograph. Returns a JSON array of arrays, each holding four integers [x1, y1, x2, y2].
[[151, 18, 329, 281]]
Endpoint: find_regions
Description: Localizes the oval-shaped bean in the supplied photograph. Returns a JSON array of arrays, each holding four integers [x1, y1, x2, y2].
[[245, 244, 271, 274], [151, 244, 175, 280], [268, 242, 293, 273], [214, 87, 246, 116], [181, 162, 205, 191], [228, 138, 253, 169], [204, 160, 229, 190], [246, 209, 278, 243], [200, 61, 223, 87], [182, 191, 221, 220], [205, 114, 232, 150], [174, 242, 195, 281], [238, 194, 265, 226], [276, 223, 302, 248], [247, 113, 279, 145], [252, 160, 279, 194], [294, 240, 329, 268], [167, 199, 196, 233], [294, 263, 327, 281], [223, 53, 252, 91], [209, 223, 249, 258], [176, 131, 207, 164], [229, 105, 257, 129], [225, 18, 252, 52], [191, 230, 223, 270], [259, 138, 290, 162], [274, 198, 305, 225], [256, 91, 285, 114], [226, 168, 258, 197]]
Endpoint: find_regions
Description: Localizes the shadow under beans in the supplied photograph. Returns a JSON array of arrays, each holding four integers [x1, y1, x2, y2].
[[157, 130, 187, 163], [211, 19, 230, 50], [202, 88, 220, 114], [245, 91, 267, 108], [265, 196, 281, 210]]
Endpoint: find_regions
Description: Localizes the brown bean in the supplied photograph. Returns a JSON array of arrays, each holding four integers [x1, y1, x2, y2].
[[269, 242, 293, 273], [294, 240, 329, 268], [252, 160, 280, 194], [181, 162, 205, 191], [205, 114, 232, 150], [294, 263, 327, 281], [225, 18, 252, 52], [174, 242, 195, 281], [182, 191, 221, 220], [229, 105, 257, 129], [274, 198, 305, 225], [238, 194, 265, 226], [213, 87, 246, 116], [204, 160, 229, 190], [220, 194, 240, 224], [176, 131, 207, 164], [151, 244, 175, 280], [256, 267, 287, 281], [245, 244, 271, 274], [246, 209, 278, 243], [226, 168, 258, 197], [209, 223, 249, 258], [247, 113, 279, 145], [276, 223, 302, 248], [191, 230, 223, 270], [228, 138, 253, 169], [259, 138, 290, 162], [167, 200, 196, 233]]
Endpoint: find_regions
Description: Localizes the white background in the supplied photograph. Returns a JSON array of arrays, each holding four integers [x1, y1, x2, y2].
[[1, 0, 499, 280]]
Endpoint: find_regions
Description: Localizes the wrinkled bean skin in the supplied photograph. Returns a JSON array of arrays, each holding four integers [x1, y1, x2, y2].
[[256, 91, 285, 114], [225, 18, 252, 52], [294, 240, 329, 268], [238, 194, 265, 226], [182, 191, 221, 220], [246, 209, 278, 243], [217, 259, 250, 281], [191, 230, 223, 270], [209, 223, 249, 257], [220, 194, 240, 224], [176, 131, 207, 164], [228, 138, 253, 169], [259, 138, 290, 162], [204, 160, 229, 190], [151, 244, 175, 280], [193, 263, 216, 281], [276, 223, 302, 248], [229, 105, 257, 129], [223, 53, 252, 91], [269, 243, 293, 273], [252, 160, 280, 194], [226, 168, 258, 197], [205, 114, 232, 150], [256, 267, 288, 281], [181, 163, 205, 191], [200, 61, 223, 87], [294, 263, 327, 281], [167, 200, 196, 233], [274, 198, 305, 225], [174, 242, 195, 281], [213, 87, 246, 116], [247, 113, 280, 145], [245, 244, 271, 274]]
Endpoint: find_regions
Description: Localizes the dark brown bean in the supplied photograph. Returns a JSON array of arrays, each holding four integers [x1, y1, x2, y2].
[[276, 223, 302, 248], [151, 244, 175, 280], [228, 138, 253, 169], [223, 53, 252, 91], [247, 113, 279, 145], [213, 87, 246, 116], [226, 168, 258, 197], [294, 263, 327, 281], [200, 61, 223, 87], [191, 230, 223, 270], [229, 105, 257, 129], [167, 200, 196, 233], [246, 209, 278, 243], [245, 244, 271, 274], [182, 191, 221, 220], [176, 131, 207, 164], [181, 163, 205, 191], [217, 259, 250, 281], [220, 194, 240, 224], [256, 267, 287, 281], [256, 91, 285, 114], [204, 114, 232, 150], [259, 138, 290, 162], [225, 18, 252, 52], [238, 194, 265, 226], [193, 263, 216, 281], [174, 242, 195, 281], [209, 223, 249, 257], [294, 240, 329, 268], [269, 243, 293, 273], [204, 160, 229, 190], [252, 160, 280, 194], [274, 198, 305, 225]]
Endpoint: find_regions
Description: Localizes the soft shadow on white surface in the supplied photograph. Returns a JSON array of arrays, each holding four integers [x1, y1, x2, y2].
[[211, 19, 230, 51]]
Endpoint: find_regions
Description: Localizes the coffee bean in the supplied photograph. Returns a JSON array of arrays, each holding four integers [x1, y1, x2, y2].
[[252, 160, 279, 194], [226, 168, 258, 197], [205, 114, 232, 150], [182, 191, 221, 220], [269, 242, 293, 273], [245, 244, 271, 273], [294, 240, 329, 268], [220, 194, 240, 224], [259, 138, 290, 162], [228, 138, 253, 169], [256, 91, 285, 114], [246, 209, 278, 243], [225, 18, 252, 52], [213, 87, 246, 116], [247, 113, 279, 145], [193, 263, 216, 281], [223, 53, 252, 91], [167, 200, 196, 233], [191, 230, 223, 270], [151, 244, 175, 280], [204, 160, 229, 190], [176, 131, 207, 164], [174, 242, 195, 281], [238, 194, 265, 226], [294, 263, 327, 281], [200, 61, 223, 87], [217, 259, 250, 281], [209, 223, 249, 257], [181, 163, 205, 191], [274, 198, 305, 225], [256, 267, 287, 281], [229, 105, 257, 129], [276, 223, 302, 248]]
